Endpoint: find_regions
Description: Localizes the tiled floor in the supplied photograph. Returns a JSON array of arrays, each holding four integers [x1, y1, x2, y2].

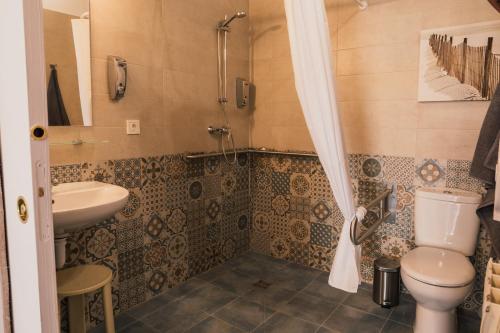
[[90, 252, 481, 333]]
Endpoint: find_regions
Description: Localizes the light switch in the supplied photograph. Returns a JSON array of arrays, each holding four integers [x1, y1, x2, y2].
[[126, 120, 140, 135]]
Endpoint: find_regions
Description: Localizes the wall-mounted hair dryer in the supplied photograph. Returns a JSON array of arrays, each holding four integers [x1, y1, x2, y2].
[[108, 56, 127, 101]]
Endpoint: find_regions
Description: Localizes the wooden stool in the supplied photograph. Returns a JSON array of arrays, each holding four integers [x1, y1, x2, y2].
[[57, 265, 115, 333]]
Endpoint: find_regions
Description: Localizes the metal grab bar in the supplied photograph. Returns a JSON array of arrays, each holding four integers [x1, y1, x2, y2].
[[350, 188, 393, 245], [185, 148, 318, 159]]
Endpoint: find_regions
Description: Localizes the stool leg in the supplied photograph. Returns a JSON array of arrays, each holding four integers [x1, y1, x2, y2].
[[102, 282, 115, 333], [68, 294, 86, 333]]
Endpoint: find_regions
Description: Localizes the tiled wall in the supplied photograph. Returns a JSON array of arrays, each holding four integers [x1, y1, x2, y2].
[[249, 0, 497, 160], [249, 152, 490, 313], [49, 0, 250, 165], [52, 153, 251, 330]]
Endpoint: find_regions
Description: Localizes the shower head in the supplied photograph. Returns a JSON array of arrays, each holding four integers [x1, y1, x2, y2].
[[219, 11, 247, 28]]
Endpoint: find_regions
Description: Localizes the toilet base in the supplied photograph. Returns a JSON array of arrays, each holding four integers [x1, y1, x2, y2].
[[414, 303, 457, 333]]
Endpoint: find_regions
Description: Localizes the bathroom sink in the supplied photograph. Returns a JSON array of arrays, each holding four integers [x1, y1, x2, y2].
[[52, 181, 129, 233]]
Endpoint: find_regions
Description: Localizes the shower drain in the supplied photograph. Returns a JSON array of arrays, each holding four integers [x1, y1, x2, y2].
[[253, 280, 272, 289]]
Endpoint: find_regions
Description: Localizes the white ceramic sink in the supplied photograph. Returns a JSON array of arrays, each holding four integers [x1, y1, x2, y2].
[[52, 181, 129, 233]]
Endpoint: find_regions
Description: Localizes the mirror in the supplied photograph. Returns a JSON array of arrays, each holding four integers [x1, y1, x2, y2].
[[42, 0, 92, 126]]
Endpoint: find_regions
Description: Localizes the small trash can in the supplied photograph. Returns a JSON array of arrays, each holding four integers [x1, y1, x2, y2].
[[373, 257, 400, 308]]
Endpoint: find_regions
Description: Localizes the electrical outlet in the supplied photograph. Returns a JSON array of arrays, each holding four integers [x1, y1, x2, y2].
[[126, 120, 140, 135]]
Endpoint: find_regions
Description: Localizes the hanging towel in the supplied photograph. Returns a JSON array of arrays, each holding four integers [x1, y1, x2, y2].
[[470, 84, 500, 185], [47, 65, 71, 126], [471, 84, 500, 257]]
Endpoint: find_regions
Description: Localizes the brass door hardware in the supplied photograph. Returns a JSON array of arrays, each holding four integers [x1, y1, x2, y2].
[[30, 125, 47, 141], [17, 197, 28, 223]]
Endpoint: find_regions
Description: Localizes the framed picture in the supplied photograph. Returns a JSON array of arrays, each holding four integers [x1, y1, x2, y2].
[[418, 20, 500, 102]]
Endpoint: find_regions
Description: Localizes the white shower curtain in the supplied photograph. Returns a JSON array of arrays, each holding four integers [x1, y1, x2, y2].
[[284, 0, 365, 293]]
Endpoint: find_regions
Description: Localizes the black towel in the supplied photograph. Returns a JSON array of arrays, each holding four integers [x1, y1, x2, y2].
[[470, 83, 500, 257], [470, 84, 500, 185], [47, 65, 70, 126]]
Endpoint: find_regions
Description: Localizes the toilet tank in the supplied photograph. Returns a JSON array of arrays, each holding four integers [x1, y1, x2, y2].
[[415, 188, 482, 256]]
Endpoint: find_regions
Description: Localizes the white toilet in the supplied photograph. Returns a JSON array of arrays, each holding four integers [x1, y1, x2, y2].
[[401, 188, 482, 333]]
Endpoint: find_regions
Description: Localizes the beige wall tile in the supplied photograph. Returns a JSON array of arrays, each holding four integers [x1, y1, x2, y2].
[[249, 0, 495, 159], [416, 129, 480, 160], [51, 0, 250, 165]]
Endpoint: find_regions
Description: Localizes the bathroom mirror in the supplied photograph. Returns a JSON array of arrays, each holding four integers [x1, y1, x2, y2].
[[42, 0, 92, 126]]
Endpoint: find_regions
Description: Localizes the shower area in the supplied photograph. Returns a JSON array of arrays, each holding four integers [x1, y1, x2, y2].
[[43, 0, 492, 332]]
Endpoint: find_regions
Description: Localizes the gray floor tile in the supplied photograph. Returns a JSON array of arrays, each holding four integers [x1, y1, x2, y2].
[[244, 285, 297, 310], [260, 267, 317, 291], [316, 327, 334, 333], [211, 269, 260, 295], [165, 277, 209, 298], [118, 321, 157, 333], [126, 293, 175, 319], [88, 313, 137, 333], [254, 312, 320, 333], [185, 316, 243, 333], [323, 305, 386, 333], [182, 283, 239, 314], [214, 298, 275, 331], [343, 288, 392, 319], [277, 292, 338, 324], [302, 272, 350, 303], [382, 320, 413, 333], [388, 297, 415, 326], [141, 300, 208, 333], [198, 264, 236, 282]]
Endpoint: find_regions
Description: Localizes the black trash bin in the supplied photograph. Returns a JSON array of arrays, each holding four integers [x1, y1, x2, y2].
[[372, 257, 400, 308]]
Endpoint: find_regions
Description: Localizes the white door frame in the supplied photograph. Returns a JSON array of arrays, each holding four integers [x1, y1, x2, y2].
[[0, 0, 59, 332]]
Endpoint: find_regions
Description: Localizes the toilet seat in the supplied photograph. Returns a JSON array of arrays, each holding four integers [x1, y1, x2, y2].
[[401, 247, 475, 287]]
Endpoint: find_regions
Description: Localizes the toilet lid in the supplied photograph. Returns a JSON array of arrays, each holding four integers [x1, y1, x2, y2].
[[401, 247, 475, 287]]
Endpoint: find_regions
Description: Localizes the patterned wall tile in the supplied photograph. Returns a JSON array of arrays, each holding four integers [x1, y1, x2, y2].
[[51, 164, 82, 185], [81, 160, 114, 183], [142, 183, 167, 216], [310, 223, 332, 248], [116, 217, 143, 254], [118, 188, 142, 220], [446, 160, 484, 192], [253, 211, 271, 234], [119, 275, 145, 311], [271, 194, 290, 216], [250, 230, 271, 255], [144, 213, 168, 242], [166, 176, 187, 210], [359, 155, 385, 181], [290, 173, 312, 197], [205, 156, 221, 175], [86, 220, 117, 261], [186, 158, 204, 178], [311, 199, 333, 225], [289, 241, 309, 266], [271, 155, 292, 173], [168, 258, 189, 288], [289, 218, 310, 244], [221, 171, 237, 195], [270, 236, 290, 259], [289, 196, 310, 220], [164, 154, 187, 177], [114, 158, 141, 189], [141, 156, 165, 187], [415, 158, 446, 187], [290, 156, 315, 174], [272, 172, 290, 195], [309, 244, 333, 271], [384, 155, 414, 187]]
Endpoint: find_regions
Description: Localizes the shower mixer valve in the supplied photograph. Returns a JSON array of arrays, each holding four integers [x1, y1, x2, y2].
[[208, 126, 231, 136]]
